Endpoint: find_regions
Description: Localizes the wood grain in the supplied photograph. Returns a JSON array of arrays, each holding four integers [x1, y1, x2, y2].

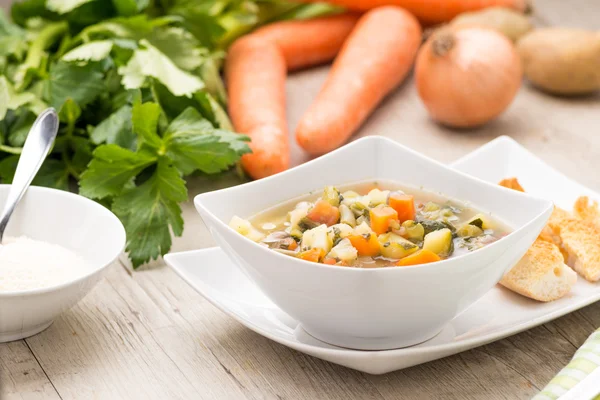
[[1, 0, 600, 399]]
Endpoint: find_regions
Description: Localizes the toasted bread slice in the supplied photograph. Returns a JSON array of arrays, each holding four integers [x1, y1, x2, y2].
[[545, 217, 600, 282], [498, 177, 525, 192], [500, 239, 577, 302], [573, 196, 600, 229]]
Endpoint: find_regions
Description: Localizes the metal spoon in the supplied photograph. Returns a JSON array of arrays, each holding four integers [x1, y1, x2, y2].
[[0, 108, 59, 243]]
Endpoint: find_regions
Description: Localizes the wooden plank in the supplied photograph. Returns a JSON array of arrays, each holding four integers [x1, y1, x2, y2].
[[0, 340, 61, 400]]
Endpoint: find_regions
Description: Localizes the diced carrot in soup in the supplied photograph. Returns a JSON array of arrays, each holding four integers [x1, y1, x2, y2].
[[389, 193, 416, 222], [298, 248, 325, 263], [307, 200, 341, 226], [396, 250, 440, 266], [322, 257, 337, 265], [369, 206, 398, 235], [348, 234, 380, 256]]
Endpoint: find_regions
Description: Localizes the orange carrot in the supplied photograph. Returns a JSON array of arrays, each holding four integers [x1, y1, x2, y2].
[[251, 13, 360, 71], [226, 37, 289, 179], [388, 193, 416, 222], [307, 199, 341, 226], [293, 1, 528, 24], [323, 257, 337, 265], [295, 7, 422, 155], [396, 250, 441, 266], [370, 206, 398, 235], [348, 233, 380, 256], [298, 248, 325, 263]]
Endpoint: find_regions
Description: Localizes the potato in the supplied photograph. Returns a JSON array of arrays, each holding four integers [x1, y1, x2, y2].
[[451, 7, 532, 43], [517, 29, 600, 95]]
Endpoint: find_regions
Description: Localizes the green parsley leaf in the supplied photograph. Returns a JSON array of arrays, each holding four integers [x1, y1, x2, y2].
[[46, 0, 94, 14], [62, 40, 113, 62], [131, 101, 161, 149], [0, 155, 70, 190], [112, 159, 187, 267], [47, 61, 105, 109], [146, 27, 204, 71], [79, 144, 156, 199], [118, 40, 204, 97], [91, 104, 135, 149], [0, 76, 37, 120], [112, 0, 149, 17], [163, 107, 250, 175]]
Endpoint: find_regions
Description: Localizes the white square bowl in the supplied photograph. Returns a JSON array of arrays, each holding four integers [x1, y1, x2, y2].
[[194, 136, 553, 350]]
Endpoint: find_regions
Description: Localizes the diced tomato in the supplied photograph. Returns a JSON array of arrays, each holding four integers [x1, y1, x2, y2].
[[389, 193, 416, 222], [306, 200, 340, 226]]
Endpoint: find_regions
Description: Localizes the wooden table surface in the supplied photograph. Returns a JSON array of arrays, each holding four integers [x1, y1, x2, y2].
[[1, 1, 600, 399]]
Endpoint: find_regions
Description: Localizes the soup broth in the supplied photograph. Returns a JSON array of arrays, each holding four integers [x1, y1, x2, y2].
[[229, 180, 511, 268]]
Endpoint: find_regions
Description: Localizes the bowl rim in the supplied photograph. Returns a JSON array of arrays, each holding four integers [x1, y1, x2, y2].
[[0, 185, 126, 298], [195, 136, 554, 274]]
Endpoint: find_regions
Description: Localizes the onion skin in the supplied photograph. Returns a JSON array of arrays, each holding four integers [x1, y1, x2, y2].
[[415, 27, 522, 128]]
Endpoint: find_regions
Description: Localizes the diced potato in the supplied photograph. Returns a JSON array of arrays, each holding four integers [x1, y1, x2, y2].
[[367, 189, 390, 207], [423, 202, 441, 212], [353, 221, 373, 236], [328, 223, 354, 243], [465, 213, 495, 230], [229, 216, 265, 242], [402, 220, 425, 242], [341, 190, 360, 199], [327, 238, 358, 263], [423, 228, 454, 258], [322, 186, 341, 207], [301, 224, 333, 253], [289, 203, 311, 227], [339, 204, 356, 227], [377, 232, 419, 259], [457, 224, 484, 238]]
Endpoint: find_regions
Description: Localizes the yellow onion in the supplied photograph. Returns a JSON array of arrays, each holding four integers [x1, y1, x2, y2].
[[415, 27, 522, 128]]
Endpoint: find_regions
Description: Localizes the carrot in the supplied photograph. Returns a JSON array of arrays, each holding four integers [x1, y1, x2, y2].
[[298, 248, 325, 263], [295, 7, 422, 156], [293, 1, 528, 25], [307, 199, 341, 226], [323, 257, 337, 265], [370, 206, 398, 235], [396, 250, 441, 266], [226, 37, 289, 179], [388, 193, 416, 222], [348, 233, 380, 256], [251, 13, 360, 71]]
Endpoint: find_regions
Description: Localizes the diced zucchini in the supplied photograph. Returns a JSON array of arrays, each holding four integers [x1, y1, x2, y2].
[[356, 215, 366, 225], [457, 224, 484, 238], [327, 238, 358, 263], [301, 224, 333, 253], [378, 232, 419, 259], [229, 216, 265, 242], [419, 219, 456, 235], [466, 213, 495, 230], [423, 228, 454, 258], [402, 220, 425, 242], [339, 204, 356, 227], [298, 217, 319, 231], [289, 226, 303, 241], [328, 223, 354, 243], [349, 196, 370, 217], [367, 189, 390, 207], [322, 186, 341, 207]]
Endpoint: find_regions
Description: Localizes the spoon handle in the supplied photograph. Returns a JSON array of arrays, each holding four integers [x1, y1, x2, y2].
[[0, 108, 59, 241]]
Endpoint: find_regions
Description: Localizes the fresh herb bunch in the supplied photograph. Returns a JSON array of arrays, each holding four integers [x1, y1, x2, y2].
[[0, 0, 339, 267]]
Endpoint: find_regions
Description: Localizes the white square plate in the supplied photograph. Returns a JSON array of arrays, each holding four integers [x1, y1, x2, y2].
[[165, 136, 600, 375]]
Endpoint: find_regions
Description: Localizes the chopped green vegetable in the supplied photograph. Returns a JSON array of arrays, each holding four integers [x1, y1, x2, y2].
[[401, 220, 425, 243], [0, 1, 339, 267], [423, 228, 454, 258]]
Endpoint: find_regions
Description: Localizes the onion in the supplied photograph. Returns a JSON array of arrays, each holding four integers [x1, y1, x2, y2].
[[415, 27, 522, 128]]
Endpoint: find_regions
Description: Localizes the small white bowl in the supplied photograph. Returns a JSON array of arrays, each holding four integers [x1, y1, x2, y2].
[[195, 137, 553, 350], [0, 185, 125, 342]]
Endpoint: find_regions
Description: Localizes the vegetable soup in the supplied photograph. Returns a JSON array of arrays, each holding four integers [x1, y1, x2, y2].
[[229, 181, 511, 268]]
